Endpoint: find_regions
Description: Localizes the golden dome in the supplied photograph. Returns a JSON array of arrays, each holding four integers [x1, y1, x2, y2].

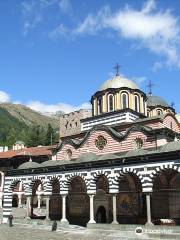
[[99, 75, 139, 91]]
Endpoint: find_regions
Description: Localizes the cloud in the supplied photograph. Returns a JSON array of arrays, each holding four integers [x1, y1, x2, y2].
[[21, 1, 43, 35], [27, 100, 91, 114], [21, 0, 72, 35], [59, 0, 72, 14], [0, 89, 91, 114], [21, 0, 62, 35], [0, 91, 11, 103], [132, 76, 147, 85], [152, 61, 164, 71], [74, 0, 180, 68], [49, 24, 69, 39]]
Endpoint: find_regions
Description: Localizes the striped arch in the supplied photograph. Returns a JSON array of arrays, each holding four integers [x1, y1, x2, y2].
[[62, 172, 88, 193], [9, 178, 26, 193], [89, 170, 111, 194], [114, 167, 143, 192], [45, 175, 62, 195], [26, 177, 46, 195], [149, 163, 180, 187]]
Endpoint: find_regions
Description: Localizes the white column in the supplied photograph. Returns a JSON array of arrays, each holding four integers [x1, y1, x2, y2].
[[0, 195, 2, 208], [88, 194, 95, 224], [18, 194, 22, 208], [146, 193, 153, 225], [61, 194, 68, 223], [37, 195, 41, 209], [0, 172, 4, 192], [46, 197, 50, 220], [112, 194, 118, 224], [19, 182, 22, 192], [26, 196, 31, 218]]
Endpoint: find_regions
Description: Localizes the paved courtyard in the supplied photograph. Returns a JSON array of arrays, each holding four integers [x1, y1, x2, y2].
[[0, 223, 176, 240], [0, 224, 149, 240]]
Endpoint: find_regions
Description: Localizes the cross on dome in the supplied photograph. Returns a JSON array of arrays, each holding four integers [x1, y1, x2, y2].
[[147, 80, 154, 96], [114, 63, 121, 76]]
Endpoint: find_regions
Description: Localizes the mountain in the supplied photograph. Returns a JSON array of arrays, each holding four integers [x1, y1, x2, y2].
[[0, 103, 59, 129], [0, 103, 62, 148]]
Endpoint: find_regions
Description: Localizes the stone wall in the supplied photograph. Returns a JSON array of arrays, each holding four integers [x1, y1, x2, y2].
[[59, 109, 92, 138]]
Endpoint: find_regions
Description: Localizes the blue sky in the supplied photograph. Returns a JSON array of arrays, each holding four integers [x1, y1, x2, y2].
[[0, 0, 180, 113]]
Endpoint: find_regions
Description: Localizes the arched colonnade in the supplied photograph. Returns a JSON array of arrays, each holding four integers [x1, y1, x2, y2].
[[7, 167, 180, 226]]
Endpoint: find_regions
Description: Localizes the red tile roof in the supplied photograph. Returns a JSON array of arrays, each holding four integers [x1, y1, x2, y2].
[[0, 145, 55, 159]]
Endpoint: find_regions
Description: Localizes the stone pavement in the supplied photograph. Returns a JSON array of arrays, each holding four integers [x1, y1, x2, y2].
[[0, 224, 155, 240]]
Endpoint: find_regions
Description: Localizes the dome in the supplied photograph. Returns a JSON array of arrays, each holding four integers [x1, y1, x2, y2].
[[147, 95, 169, 108], [18, 161, 40, 170], [176, 114, 180, 123], [99, 75, 139, 91]]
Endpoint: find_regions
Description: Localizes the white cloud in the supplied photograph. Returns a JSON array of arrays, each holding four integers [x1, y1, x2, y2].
[[21, 1, 43, 35], [0, 89, 91, 114], [152, 61, 164, 71], [75, 6, 110, 35], [59, 0, 72, 14], [74, 0, 180, 68], [132, 76, 147, 85], [21, 0, 72, 35], [21, 0, 61, 35], [27, 100, 91, 114], [49, 24, 69, 39], [0, 91, 11, 103]]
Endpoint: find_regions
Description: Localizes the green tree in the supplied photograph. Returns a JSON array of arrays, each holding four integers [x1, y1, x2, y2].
[[45, 124, 59, 145]]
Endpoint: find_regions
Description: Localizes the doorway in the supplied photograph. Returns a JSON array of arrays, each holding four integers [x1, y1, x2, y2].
[[96, 206, 106, 223]]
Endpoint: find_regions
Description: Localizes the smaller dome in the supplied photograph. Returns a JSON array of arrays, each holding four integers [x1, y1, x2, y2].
[[147, 95, 169, 108], [18, 161, 40, 170], [99, 75, 139, 91], [15, 141, 25, 145]]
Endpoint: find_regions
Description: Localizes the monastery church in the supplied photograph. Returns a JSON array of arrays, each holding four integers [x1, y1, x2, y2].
[[3, 68, 180, 227]]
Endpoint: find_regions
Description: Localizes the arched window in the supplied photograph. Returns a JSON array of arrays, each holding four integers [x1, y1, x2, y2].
[[121, 93, 128, 109], [134, 138, 143, 149], [157, 109, 163, 116], [134, 95, 140, 112], [98, 97, 103, 115], [65, 149, 72, 160], [108, 94, 114, 112]]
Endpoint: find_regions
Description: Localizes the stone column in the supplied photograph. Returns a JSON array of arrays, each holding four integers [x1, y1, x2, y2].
[[46, 196, 50, 220], [0, 195, 3, 208], [61, 194, 68, 223], [146, 193, 153, 225], [112, 194, 118, 224], [0, 172, 4, 192], [88, 194, 95, 224], [18, 194, 22, 208], [26, 196, 31, 218], [37, 195, 41, 209]]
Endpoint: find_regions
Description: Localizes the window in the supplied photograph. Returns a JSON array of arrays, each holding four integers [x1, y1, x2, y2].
[[98, 97, 103, 115], [121, 93, 128, 109], [157, 109, 163, 116], [134, 138, 143, 149], [108, 94, 114, 112], [134, 95, 140, 112], [65, 149, 72, 160]]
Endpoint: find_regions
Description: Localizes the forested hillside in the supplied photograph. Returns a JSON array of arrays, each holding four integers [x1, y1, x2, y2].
[[0, 105, 59, 148]]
